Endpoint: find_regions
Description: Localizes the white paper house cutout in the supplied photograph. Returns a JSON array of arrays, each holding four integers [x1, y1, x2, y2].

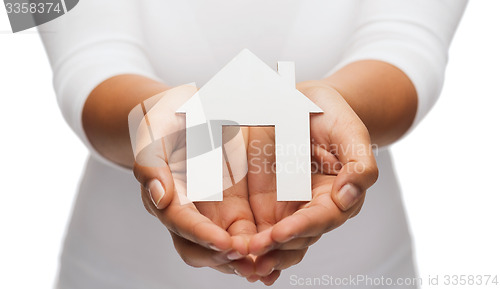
[[177, 49, 322, 201]]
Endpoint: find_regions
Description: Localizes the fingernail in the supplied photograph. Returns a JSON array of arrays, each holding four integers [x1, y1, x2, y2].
[[208, 244, 223, 252], [282, 235, 295, 243], [228, 265, 244, 277], [234, 269, 244, 277], [247, 275, 260, 283], [337, 183, 361, 211], [227, 250, 244, 260], [266, 267, 275, 276], [256, 244, 273, 256], [148, 179, 165, 209]]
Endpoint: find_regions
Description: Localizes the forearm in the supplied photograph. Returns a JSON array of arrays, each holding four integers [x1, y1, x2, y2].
[[322, 60, 418, 146], [82, 74, 169, 168]]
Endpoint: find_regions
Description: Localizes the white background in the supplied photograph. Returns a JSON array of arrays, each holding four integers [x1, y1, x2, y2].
[[0, 1, 499, 288]]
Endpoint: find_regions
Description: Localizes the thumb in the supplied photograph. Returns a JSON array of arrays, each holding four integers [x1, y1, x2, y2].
[[330, 127, 379, 212], [227, 218, 258, 259], [133, 139, 175, 210]]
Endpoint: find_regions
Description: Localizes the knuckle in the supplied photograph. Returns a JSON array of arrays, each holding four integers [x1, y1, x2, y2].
[[298, 250, 306, 263], [168, 223, 181, 239], [359, 125, 370, 138], [171, 234, 207, 268], [178, 250, 203, 268], [291, 249, 307, 266], [302, 237, 314, 248], [141, 199, 155, 216], [324, 212, 345, 232], [366, 163, 379, 184], [132, 162, 149, 188], [309, 236, 321, 246], [140, 187, 157, 216], [349, 203, 364, 219], [184, 258, 202, 268], [304, 236, 320, 248], [297, 81, 335, 98], [350, 209, 361, 219], [132, 163, 142, 182]]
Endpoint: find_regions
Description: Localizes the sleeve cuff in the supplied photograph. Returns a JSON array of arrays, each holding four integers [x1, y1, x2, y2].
[[323, 36, 447, 139], [52, 39, 162, 171]]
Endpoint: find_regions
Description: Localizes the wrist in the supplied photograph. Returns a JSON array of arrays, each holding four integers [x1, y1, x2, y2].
[[318, 61, 417, 146], [83, 75, 169, 168], [297, 79, 367, 125]]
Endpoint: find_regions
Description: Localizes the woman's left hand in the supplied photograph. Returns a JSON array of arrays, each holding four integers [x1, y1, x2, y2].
[[245, 80, 379, 285]]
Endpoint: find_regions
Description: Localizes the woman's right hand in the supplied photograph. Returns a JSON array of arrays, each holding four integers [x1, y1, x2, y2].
[[131, 85, 257, 277]]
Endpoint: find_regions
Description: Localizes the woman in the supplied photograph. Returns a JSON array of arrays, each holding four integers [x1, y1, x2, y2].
[[39, 0, 467, 288]]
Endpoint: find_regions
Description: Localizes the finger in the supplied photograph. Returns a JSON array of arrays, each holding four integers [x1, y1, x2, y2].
[[228, 257, 256, 277], [246, 275, 261, 283], [249, 218, 321, 256], [213, 257, 256, 277], [247, 127, 283, 256], [131, 84, 197, 209], [328, 114, 378, 211], [260, 270, 281, 286], [140, 185, 159, 216], [222, 127, 256, 256], [305, 84, 378, 211], [350, 202, 363, 218], [144, 84, 196, 147], [277, 235, 321, 251], [195, 192, 255, 258], [172, 233, 255, 276], [247, 127, 279, 231], [221, 190, 257, 259], [171, 233, 231, 268], [133, 135, 177, 210], [248, 227, 274, 256], [135, 137, 232, 251], [331, 163, 375, 212], [247, 127, 303, 241], [311, 143, 342, 175], [140, 177, 233, 252], [250, 228, 320, 256], [134, 158, 175, 209], [160, 202, 233, 252], [254, 249, 307, 276], [224, 190, 257, 259], [271, 192, 345, 242], [196, 127, 257, 258]]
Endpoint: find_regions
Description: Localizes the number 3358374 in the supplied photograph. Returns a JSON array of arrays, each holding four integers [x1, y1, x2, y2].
[[5, 2, 62, 14]]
